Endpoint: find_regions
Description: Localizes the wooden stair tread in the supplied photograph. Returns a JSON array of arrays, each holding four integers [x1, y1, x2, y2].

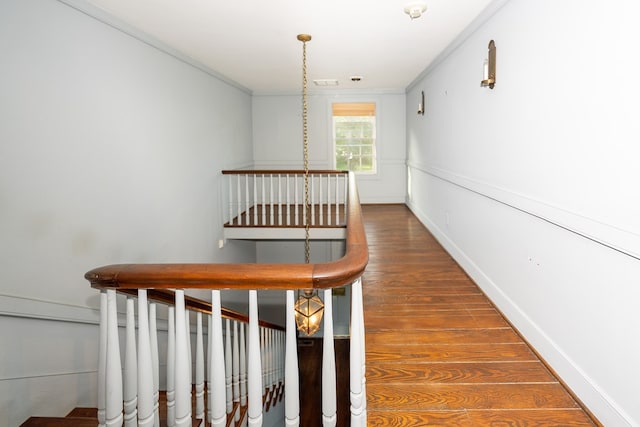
[[20, 417, 96, 427]]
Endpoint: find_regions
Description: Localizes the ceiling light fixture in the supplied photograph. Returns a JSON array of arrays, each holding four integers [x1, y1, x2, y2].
[[404, 1, 427, 20], [295, 33, 324, 337]]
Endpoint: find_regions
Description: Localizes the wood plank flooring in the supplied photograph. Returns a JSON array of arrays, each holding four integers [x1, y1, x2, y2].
[[361, 204, 599, 427]]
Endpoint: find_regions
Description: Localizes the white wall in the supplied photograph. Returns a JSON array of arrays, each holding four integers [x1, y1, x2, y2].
[[0, 0, 255, 424], [253, 92, 407, 203], [406, 0, 640, 426]]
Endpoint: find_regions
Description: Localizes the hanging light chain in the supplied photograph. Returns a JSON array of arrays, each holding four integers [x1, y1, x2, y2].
[[299, 34, 311, 265]]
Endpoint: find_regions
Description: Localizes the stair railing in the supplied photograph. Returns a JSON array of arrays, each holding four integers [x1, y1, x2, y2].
[[86, 171, 368, 427]]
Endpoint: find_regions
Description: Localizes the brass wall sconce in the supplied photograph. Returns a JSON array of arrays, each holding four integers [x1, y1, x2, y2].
[[481, 40, 496, 89], [417, 90, 425, 115]]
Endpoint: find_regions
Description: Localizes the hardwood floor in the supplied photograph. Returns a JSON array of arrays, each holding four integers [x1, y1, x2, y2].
[[361, 204, 599, 427]]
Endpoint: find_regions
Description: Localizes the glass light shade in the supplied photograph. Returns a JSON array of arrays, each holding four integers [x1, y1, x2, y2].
[[294, 291, 324, 336]]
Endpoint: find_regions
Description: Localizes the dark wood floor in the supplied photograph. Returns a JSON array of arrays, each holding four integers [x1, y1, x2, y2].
[[361, 204, 599, 427]]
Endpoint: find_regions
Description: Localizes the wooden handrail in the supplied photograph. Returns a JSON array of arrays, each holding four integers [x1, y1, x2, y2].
[[118, 288, 285, 331], [85, 172, 368, 291], [221, 169, 347, 175]]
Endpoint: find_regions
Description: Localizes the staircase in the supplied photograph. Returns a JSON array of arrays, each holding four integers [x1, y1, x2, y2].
[[20, 387, 281, 426]]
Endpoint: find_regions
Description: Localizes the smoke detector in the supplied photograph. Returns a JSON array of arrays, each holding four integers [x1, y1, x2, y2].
[[404, 1, 427, 20]]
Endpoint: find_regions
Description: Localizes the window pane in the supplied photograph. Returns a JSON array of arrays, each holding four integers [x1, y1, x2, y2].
[[332, 103, 376, 174]]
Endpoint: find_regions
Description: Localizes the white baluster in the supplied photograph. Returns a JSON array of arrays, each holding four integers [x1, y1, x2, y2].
[[185, 310, 192, 392], [195, 312, 205, 420], [285, 290, 299, 426], [300, 175, 307, 229], [210, 291, 227, 427], [240, 321, 247, 408], [245, 174, 250, 226], [105, 290, 123, 427], [225, 318, 233, 414], [174, 290, 192, 427], [344, 174, 348, 224], [335, 174, 340, 225], [206, 314, 212, 423], [248, 290, 263, 426], [261, 174, 266, 226], [322, 289, 337, 426], [124, 297, 138, 427], [253, 174, 258, 226], [327, 174, 332, 226], [286, 174, 291, 225], [350, 278, 367, 426], [278, 174, 283, 226], [311, 174, 316, 225], [319, 173, 324, 225], [269, 329, 276, 394], [295, 174, 299, 226], [150, 303, 160, 427], [167, 307, 176, 427], [97, 291, 107, 427], [270, 174, 275, 226], [260, 327, 266, 399], [137, 290, 155, 427], [228, 175, 234, 225], [237, 174, 242, 225], [233, 320, 240, 422]]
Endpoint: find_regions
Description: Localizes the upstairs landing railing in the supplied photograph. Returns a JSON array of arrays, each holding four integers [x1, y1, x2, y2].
[[85, 171, 368, 427], [222, 170, 349, 240]]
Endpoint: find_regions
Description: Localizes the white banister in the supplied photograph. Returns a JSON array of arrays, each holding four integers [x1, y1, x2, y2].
[[294, 175, 299, 226], [185, 310, 192, 397], [261, 174, 266, 226], [124, 297, 138, 427], [240, 321, 247, 407], [167, 306, 176, 427], [233, 320, 241, 422], [209, 290, 227, 427], [237, 174, 242, 225], [245, 174, 250, 226], [286, 174, 291, 226], [269, 174, 275, 226], [319, 174, 324, 225], [206, 314, 212, 423], [349, 278, 367, 426], [228, 175, 234, 225], [137, 290, 155, 427], [247, 290, 263, 426], [253, 175, 258, 226], [322, 288, 337, 427], [174, 290, 192, 427], [225, 318, 233, 415], [105, 289, 123, 427], [284, 290, 300, 427], [98, 291, 107, 427], [195, 312, 205, 420], [150, 303, 160, 427], [260, 327, 266, 399], [311, 174, 316, 225], [278, 174, 283, 226], [327, 174, 332, 226]]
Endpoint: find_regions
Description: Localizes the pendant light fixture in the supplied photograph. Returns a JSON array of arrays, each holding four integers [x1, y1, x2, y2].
[[294, 33, 324, 337]]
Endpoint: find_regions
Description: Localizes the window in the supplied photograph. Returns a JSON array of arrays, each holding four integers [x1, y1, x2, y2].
[[332, 102, 376, 173]]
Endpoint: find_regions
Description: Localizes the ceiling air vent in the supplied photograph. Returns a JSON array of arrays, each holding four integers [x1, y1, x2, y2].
[[313, 79, 339, 86]]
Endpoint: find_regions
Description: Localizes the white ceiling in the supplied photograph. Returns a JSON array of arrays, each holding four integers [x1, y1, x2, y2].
[[74, 0, 496, 93]]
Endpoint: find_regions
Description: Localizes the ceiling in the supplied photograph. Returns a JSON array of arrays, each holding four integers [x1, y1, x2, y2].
[[74, 0, 496, 93]]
